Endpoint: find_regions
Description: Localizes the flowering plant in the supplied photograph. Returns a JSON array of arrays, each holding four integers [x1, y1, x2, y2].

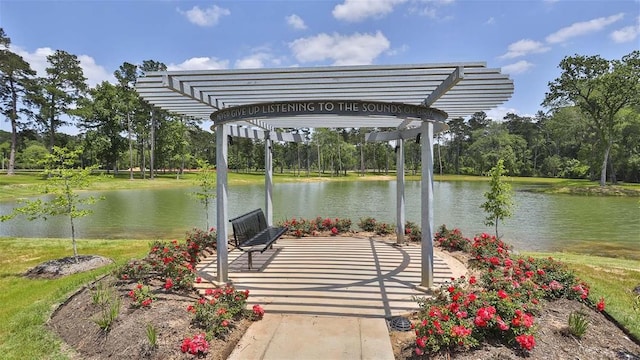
[[434, 225, 470, 251], [374, 222, 394, 235], [252, 304, 265, 319], [280, 216, 352, 237], [128, 283, 156, 308], [189, 285, 260, 338], [358, 217, 377, 232], [404, 221, 422, 242], [413, 226, 605, 356], [115, 227, 217, 291], [180, 333, 209, 356]]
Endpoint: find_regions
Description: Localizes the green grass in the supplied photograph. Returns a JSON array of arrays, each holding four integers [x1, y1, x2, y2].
[[0, 238, 150, 360], [4, 170, 639, 202], [524, 251, 640, 340]]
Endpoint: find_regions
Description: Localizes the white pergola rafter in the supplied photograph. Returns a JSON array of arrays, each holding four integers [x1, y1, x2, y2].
[[136, 62, 513, 122], [135, 62, 514, 288]]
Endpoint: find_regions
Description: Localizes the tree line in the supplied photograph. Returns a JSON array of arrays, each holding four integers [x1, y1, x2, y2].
[[1, 27, 638, 183]]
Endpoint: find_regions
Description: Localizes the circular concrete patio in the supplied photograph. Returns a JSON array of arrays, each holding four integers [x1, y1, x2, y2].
[[196, 236, 466, 318]]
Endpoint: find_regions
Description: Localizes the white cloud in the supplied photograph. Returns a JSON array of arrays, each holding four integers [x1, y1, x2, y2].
[[333, 0, 406, 22], [500, 39, 551, 59], [386, 44, 409, 56], [610, 16, 640, 43], [408, 0, 455, 19], [234, 53, 272, 69], [14, 46, 112, 87], [289, 31, 390, 66], [286, 14, 307, 30], [486, 17, 495, 25], [546, 13, 624, 43], [501, 60, 534, 75], [77, 55, 113, 86], [485, 106, 519, 122], [167, 57, 229, 71], [178, 5, 230, 27]]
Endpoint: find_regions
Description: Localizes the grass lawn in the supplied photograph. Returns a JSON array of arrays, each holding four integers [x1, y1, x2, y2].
[[4, 170, 638, 202], [0, 238, 150, 359], [524, 251, 640, 340]]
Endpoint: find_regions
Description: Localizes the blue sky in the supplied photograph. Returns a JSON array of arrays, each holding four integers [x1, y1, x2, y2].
[[1, 0, 639, 134]]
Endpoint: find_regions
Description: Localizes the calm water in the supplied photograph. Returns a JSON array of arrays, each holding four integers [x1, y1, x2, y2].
[[1, 181, 638, 257]]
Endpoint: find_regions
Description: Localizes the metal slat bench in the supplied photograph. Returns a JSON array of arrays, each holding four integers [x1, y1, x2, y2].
[[229, 209, 287, 270]]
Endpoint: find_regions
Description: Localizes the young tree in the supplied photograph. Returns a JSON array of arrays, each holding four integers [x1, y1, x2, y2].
[[0, 146, 103, 260], [0, 28, 37, 175], [543, 51, 640, 186], [480, 159, 514, 238], [191, 159, 216, 230]]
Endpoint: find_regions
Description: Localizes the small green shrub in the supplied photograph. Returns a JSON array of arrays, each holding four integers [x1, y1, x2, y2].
[[404, 221, 421, 242], [90, 280, 113, 306], [146, 323, 158, 349], [374, 222, 394, 235], [189, 285, 250, 338], [568, 311, 589, 338], [434, 224, 471, 252], [93, 296, 121, 332], [358, 217, 377, 232]]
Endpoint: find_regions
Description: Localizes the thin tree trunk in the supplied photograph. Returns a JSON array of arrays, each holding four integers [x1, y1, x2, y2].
[[150, 112, 155, 180], [599, 141, 611, 187], [8, 112, 17, 175], [128, 113, 133, 180]]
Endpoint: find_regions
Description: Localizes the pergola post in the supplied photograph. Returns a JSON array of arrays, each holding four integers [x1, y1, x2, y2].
[[265, 133, 274, 226], [420, 121, 435, 288], [215, 124, 229, 283], [396, 139, 405, 245]]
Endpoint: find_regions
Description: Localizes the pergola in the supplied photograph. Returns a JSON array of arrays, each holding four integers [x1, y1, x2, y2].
[[135, 62, 514, 288]]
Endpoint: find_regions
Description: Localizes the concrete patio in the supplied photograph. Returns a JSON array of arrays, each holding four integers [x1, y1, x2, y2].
[[195, 236, 466, 360]]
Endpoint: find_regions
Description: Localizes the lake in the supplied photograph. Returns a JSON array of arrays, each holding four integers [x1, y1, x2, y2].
[[1, 181, 638, 258]]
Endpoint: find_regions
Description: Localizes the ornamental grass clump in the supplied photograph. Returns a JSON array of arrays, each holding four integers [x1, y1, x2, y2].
[[567, 311, 590, 338], [414, 227, 606, 357]]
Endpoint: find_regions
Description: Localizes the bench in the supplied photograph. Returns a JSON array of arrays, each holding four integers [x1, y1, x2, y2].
[[229, 209, 287, 270]]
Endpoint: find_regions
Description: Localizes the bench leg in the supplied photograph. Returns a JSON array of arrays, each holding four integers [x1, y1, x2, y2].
[[248, 252, 253, 270]]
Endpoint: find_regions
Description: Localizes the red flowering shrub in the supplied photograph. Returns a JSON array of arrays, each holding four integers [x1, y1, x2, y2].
[[115, 228, 217, 291], [181, 333, 209, 356], [190, 284, 262, 338], [280, 216, 352, 237], [414, 227, 605, 356], [404, 221, 422, 242], [374, 222, 394, 235], [127, 283, 155, 308], [358, 217, 377, 232], [434, 225, 471, 251], [252, 304, 265, 319]]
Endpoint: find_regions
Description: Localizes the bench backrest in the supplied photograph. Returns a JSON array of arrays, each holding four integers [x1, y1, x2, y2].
[[229, 209, 268, 247]]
